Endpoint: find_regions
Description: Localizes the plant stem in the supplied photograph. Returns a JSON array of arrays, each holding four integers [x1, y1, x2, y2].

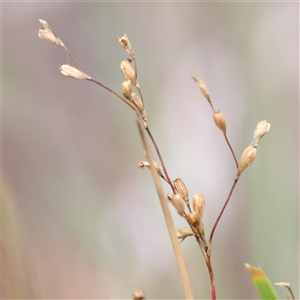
[[146, 127, 176, 194], [223, 133, 239, 169], [88, 78, 136, 110], [62, 44, 80, 70], [137, 119, 194, 300], [207, 258, 216, 300], [209, 176, 240, 246]]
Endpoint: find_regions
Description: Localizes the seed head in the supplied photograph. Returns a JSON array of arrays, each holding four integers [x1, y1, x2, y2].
[[38, 19, 63, 46], [238, 145, 257, 176], [60, 64, 91, 80], [186, 211, 201, 230], [213, 110, 227, 134], [138, 161, 165, 180], [118, 33, 135, 58], [176, 228, 195, 243], [120, 59, 137, 84], [192, 194, 205, 218], [253, 120, 270, 147], [121, 80, 132, 100], [130, 93, 144, 112], [173, 178, 189, 205], [170, 194, 185, 216], [192, 76, 211, 102]]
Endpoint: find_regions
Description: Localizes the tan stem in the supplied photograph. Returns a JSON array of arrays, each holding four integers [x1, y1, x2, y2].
[[136, 118, 194, 300]]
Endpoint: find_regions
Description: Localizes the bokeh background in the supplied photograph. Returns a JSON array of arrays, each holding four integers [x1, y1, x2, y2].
[[2, 2, 299, 300]]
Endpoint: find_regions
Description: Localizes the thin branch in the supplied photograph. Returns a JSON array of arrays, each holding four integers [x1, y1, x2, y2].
[[62, 44, 80, 70], [137, 118, 194, 300], [146, 127, 176, 194], [209, 176, 240, 246], [223, 133, 239, 169], [88, 78, 136, 111]]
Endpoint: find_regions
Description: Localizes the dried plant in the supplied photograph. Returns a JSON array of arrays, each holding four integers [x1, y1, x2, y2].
[[38, 19, 276, 300]]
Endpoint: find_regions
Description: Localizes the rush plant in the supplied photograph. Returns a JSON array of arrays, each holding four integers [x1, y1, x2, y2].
[[38, 19, 294, 300]]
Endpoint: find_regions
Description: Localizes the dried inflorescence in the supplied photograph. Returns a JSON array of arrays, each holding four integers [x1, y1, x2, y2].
[[39, 20, 272, 300], [237, 120, 270, 177], [120, 59, 137, 85], [38, 19, 63, 46], [60, 64, 91, 80]]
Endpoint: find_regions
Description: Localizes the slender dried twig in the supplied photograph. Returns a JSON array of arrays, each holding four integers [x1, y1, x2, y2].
[[137, 118, 194, 300]]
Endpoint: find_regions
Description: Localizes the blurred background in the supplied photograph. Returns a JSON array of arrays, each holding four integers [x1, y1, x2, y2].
[[2, 2, 299, 299]]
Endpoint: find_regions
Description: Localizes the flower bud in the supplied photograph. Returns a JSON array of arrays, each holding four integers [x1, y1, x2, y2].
[[120, 59, 137, 84], [192, 76, 211, 102], [170, 194, 185, 216], [38, 19, 63, 46], [213, 111, 227, 134], [121, 80, 132, 100], [238, 145, 257, 175], [253, 120, 270, 147], [192, 194, 205, 218], [130, 93, 144, 112], [173, 178, 189, 205], [176, 228, 195, 243], [59, 64, 91, 80], [118, 33, 135, 57]]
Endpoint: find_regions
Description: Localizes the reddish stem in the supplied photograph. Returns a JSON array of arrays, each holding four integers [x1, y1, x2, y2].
[[209, 176, 239, 245], [146, 127, 176, 194]]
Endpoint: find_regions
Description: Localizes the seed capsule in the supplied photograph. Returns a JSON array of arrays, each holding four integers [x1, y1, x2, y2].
[[118, 33, 135, 57], [171, 194, 185, 216], [192, 76, 211, 102], [121, 80, 132, 100], [38, 19, 63, 46], [213, 111, 227, 134], [173, 178, 189, 205], [253, 120, 270, 147], [120, 59, 137, 84], [238, 145, 257, 175], [60, 64, 91, 80], [192, 194, 205, 218]]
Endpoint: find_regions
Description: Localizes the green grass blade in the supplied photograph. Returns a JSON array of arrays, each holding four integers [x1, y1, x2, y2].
[[245, 263, 280, 300]]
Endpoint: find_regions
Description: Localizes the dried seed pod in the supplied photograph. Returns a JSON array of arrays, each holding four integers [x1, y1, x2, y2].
[[60, 64, 91, 80], [238, 145, 257, 175], [192, 76, 211, 102], [253, 120, 270, 147], [138, 161, 165, 180], [118, 33, 135, 58], [176, 228, 195, 243], [171, 193, 185, 216], [120, 59, 137, 84], [192, 194, 205, 218], [186, 211, 201, 230], [213, 111, 227, 134], [131, 93, 144, 112], [38, 19, 63, 46], [121, 80, 132, 100], [173, 178, 189, 205], [132, 288, 145, 300]]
